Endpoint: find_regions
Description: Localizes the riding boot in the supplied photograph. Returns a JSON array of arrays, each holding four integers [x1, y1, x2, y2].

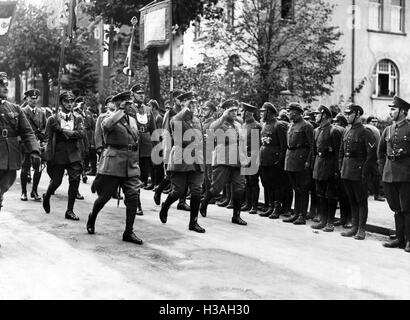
[[269, 201, 283, 219], [341, 205, 359, 237], [160, 191, 180, 224], [189, 196, 205, 233], [200, 191, 213, 217], [20, 168, 28, 201], [226, 185, 234, 209], [311, 197, 327, 229], [354, 203, 368, 240], [217, 184, 230, 207], [322, 198, 337, 232], [240, 187, 252, 211], [31, 171, 42, 201], [123, 208, 143, 245], [260, 188, 274, 217], [383, 213, 405, 248]]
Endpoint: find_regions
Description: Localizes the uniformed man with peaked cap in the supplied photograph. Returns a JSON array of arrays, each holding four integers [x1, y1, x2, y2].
[[258, 102, 289, 219], [0, 72, 40, 213], [159, 91, 205, 233], [379, 96, 410, 252], [20, 88, 47, 202], [42, 90, 85, 220], [87, 91, 144, 245], [283, 102, 314, 225], [239, 102, 262, 214], [310, 105, 343, 231], [339, 103, 377, 240], [200, 99, 249, 225]]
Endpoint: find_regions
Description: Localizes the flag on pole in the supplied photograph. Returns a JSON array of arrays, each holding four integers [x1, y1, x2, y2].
[[0, 1, 17, 37], [139, 0, 171, 50]]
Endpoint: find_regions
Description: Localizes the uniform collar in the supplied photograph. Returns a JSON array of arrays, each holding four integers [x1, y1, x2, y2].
[[351, 122, 363, 129], [60, 111, 73, 119], [319, 121, 331, 129], [396, 118, 408, 128]]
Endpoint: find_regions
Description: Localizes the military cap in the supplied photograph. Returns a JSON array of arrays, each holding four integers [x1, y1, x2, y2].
[[105, 95, 113, 106], [333, 113, 348, 127], [130, 84, 145, 93], [388, 96, 410, 111], [177, 91, 195, 102], [344, 103, 364, 115], [287, 102, 304, 113], [260, 102, 278, 114], [366, 116, 378, 124], [148, 99, 160, 110], [241, 102, 257, 113], [59, 90, 75, 103], [220, 99, 239, 110], [74, 96, 84, 103], [314, 105, 332, 118], [24, 89, 40, 98], [0, 72, 8, 85], [172, 90, 185, 99], [112, 91, 133, 103]]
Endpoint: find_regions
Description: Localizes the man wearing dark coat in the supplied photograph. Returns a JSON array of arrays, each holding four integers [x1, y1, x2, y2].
[[258, 102, 288, 219], [379, 96, 410, 252], [283, 103, 314, 225], [86, 91, 144, 245], [339, 104, 376, 240], [42, 90, 85, 221], [20, 89, 47, 202], [159, 92, 205, 233], [310, 105, 343, 232], [0, 72, 40, 212]]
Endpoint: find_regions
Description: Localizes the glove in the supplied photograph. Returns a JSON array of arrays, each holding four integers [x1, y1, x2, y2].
[[30, 152, 41, 171]]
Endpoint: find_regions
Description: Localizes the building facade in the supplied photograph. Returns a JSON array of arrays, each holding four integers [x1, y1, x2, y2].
[[160, 0, 409, 119]]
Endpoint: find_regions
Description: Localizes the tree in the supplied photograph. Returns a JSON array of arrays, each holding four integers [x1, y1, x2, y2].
[[63, 55, 98, 93], [203, 0, 345, 106], [87, 0, 222, 102], [0, 3, 93, 106]]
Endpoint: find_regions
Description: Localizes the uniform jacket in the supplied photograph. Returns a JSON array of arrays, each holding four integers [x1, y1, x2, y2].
[[21, 105, 47, 143], [162, 108, 179, 164], [210, 115, 248, 167], [339, 122, 376, 181], [98, 111, 140, 178], [312, 122, 342, 181], [284, 118, 314, 172], [260, 119, 288, 167], [378, 119, 410, 183], [44, 112, 85, 164], [0, 100, 39, 170], [167, 108, 204, 172], [95, 111, 111, 151], [135, 104, 156, 158]]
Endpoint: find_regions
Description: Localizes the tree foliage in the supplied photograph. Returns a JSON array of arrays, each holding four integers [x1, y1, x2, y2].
[[203, 0, 345, 105], [0, 3, 94, 105]]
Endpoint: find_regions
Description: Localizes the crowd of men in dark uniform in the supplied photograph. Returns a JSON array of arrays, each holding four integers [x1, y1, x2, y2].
[[1, 70, 410, 253]]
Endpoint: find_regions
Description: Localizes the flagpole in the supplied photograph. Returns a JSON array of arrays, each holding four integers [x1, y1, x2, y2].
[[128, 17, 138, 86], [169, 0, 173, 108], [55, 26, 67, 113]]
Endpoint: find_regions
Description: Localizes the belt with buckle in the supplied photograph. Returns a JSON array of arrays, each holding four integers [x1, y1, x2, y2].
[[2, 129, 8, 138], [107, 144, 138, 151]]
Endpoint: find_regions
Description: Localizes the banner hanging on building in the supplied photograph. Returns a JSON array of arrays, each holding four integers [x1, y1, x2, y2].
[[0, 1, 17, 36], [139, 0, 171, 50]]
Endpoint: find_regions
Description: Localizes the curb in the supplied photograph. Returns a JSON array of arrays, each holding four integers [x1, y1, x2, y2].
[[366, 224, 395, 237]]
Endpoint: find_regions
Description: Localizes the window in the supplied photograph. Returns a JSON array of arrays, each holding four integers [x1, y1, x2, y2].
[[281, 0, 294, 20], [227, 0, 235, 26], [369, 0, 383, 30], [391, 0, 404, 32], [372, 59, 398, 97]]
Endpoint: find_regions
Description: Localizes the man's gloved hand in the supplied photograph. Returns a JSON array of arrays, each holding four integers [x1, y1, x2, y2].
[[30, 152, 41, 170]]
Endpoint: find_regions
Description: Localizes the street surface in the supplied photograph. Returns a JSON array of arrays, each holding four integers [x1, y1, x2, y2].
[[0, 173, 409, 300]]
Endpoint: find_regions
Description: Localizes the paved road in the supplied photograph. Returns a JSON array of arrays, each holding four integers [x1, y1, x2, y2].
[[0, 174, 409, 299]]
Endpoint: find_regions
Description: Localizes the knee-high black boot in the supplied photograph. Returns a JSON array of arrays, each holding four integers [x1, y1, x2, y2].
[[20, 168, 28, 200], [31, 171, 42, 201], [311, 197, 327, 229], [66, 180, 80, 220], [123, 208, 143, 245], [189, 195, 205, 233], [383, 213, 405, 248], [136, 190, 143, 216], [232, 193, 247, 225], [159, 191, 180, 224]]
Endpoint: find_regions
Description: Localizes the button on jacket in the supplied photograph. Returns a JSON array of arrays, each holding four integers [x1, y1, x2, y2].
[[378, 119, 410, 183], [339, 122, 376, 181], [312, 122, 342, 181], [167, 108, 204, 172], [284, 118, 314, 172], [260, 119, 288, 167], [0, 100, 39, 170], [98, 111, 140, 178]]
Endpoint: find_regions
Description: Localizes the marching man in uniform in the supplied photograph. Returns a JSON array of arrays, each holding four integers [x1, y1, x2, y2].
[[20, 89, 47, 202], [379, 96, 410, 252], [0, 72, 40, 212], [86, 91, 144, 245]]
